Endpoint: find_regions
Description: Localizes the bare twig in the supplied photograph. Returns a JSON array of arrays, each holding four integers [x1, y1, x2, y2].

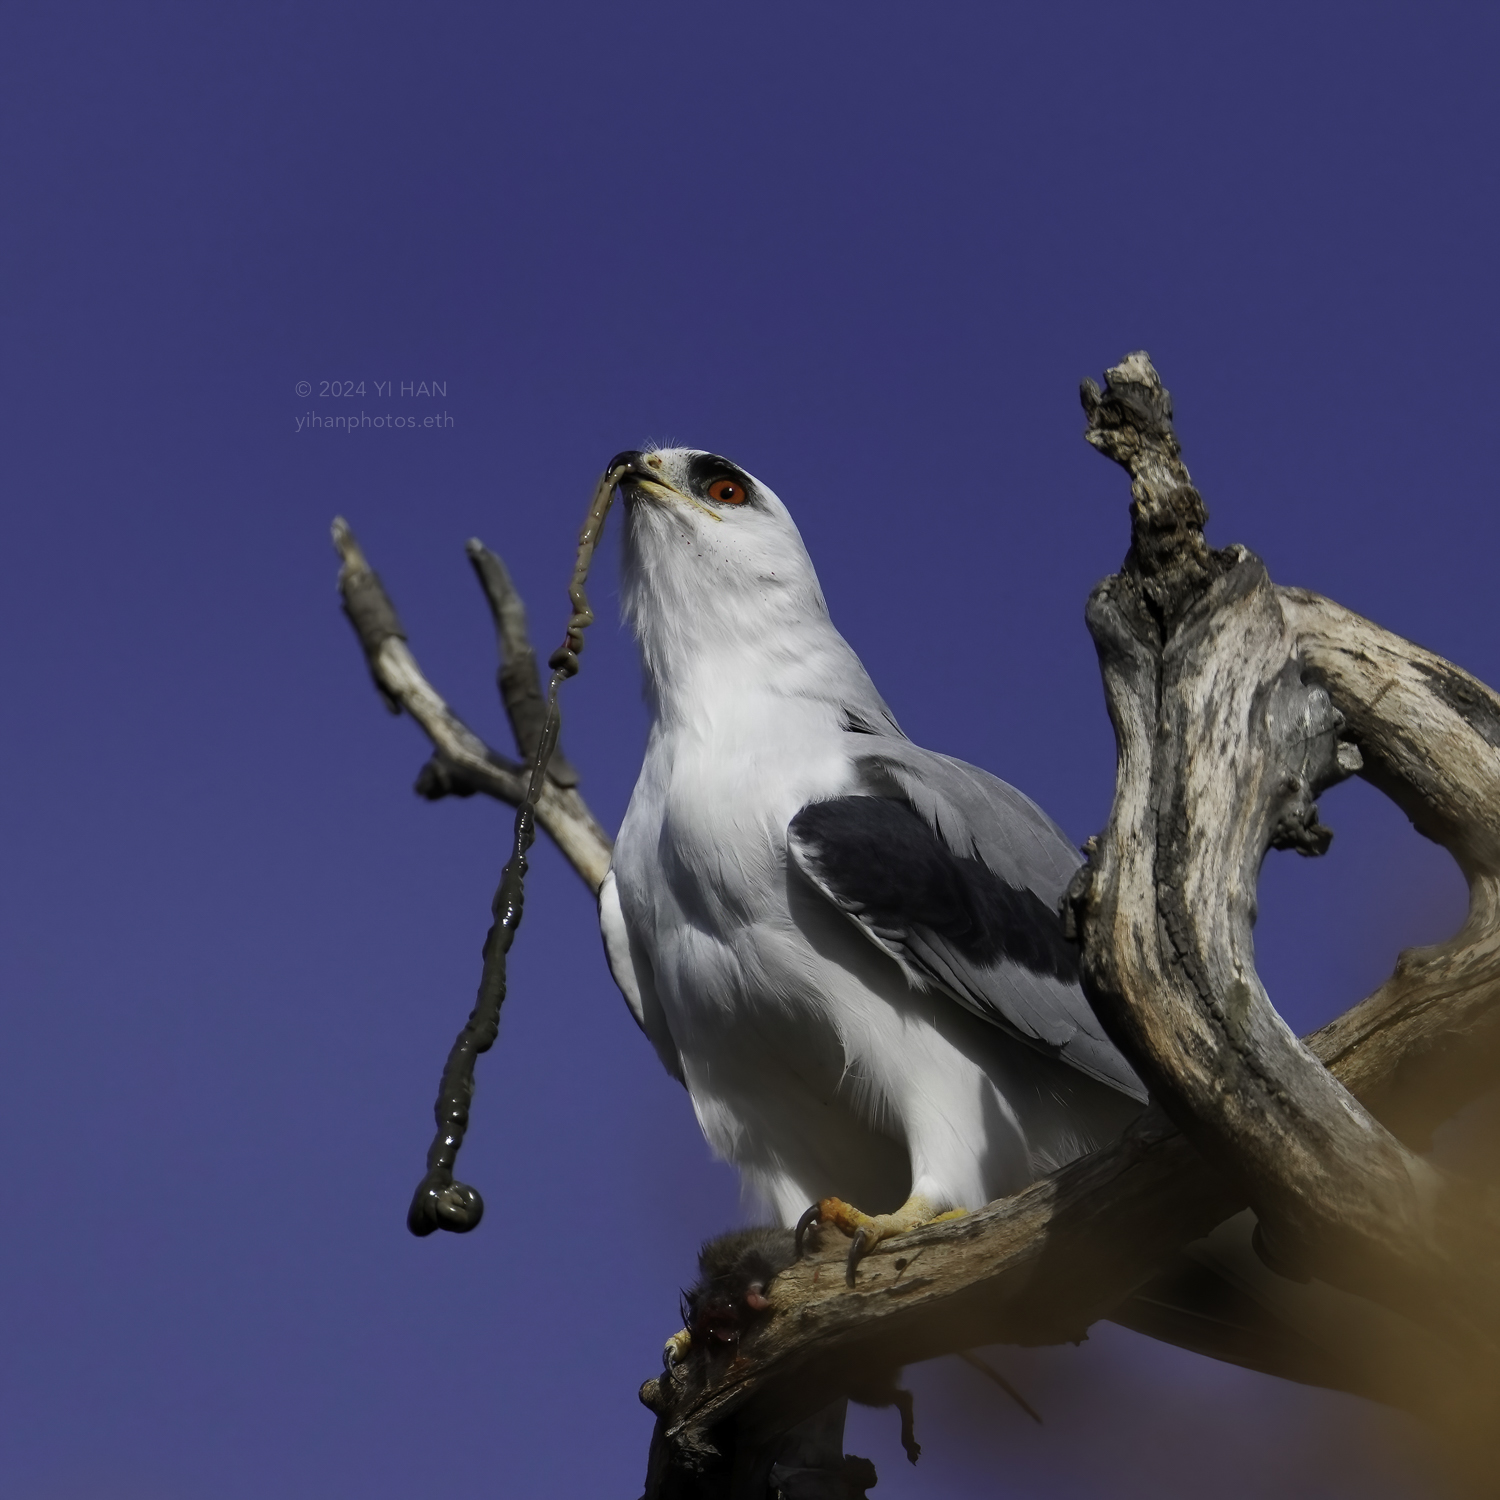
[[404, 683, 560, 1235], [465, 538, 579, 786], [332, 518, 613, 891], [398, 462, 628, 1235]]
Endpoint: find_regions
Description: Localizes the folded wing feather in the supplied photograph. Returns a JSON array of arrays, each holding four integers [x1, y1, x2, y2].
[[787, 742, 1145, 1101]]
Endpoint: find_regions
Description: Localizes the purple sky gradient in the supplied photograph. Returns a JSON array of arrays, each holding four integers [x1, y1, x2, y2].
[[2, 4, 1495, 1495]]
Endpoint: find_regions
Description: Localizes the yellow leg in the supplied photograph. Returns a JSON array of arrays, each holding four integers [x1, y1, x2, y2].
[[796, 1194, 968, 1285]]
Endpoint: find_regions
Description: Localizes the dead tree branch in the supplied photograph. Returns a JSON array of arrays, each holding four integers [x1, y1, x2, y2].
[[635, 358, 1500, 1495], [1281, 589, 1500, 1141], [465, 539, 580, 785], [637, 963, 1498, 1493], [1067, 354, 1500, 1357], [330, 382, 1500, 1495], [398, 461, 627, 1237], [331, 518, 613, 891]]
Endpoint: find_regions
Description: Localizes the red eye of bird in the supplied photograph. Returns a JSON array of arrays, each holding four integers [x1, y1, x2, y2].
[[707, 477, 746, 504]]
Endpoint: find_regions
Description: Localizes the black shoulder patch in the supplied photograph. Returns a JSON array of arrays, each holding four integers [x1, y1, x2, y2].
[[789, 797, 1078, 982]]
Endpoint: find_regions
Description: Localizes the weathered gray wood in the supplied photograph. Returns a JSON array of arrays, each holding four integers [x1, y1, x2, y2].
[[1066, 355, 1500, 1361], [637, 356, 1500, 1496], [331, 518, 614, 890], [638, 965, 1500, 1493], [1282, 589, 1500, 1145], [328, 381, 1500, 1493]]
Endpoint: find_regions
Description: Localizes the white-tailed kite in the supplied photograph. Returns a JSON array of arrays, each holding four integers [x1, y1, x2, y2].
[[598, 448, 1145, 1281]]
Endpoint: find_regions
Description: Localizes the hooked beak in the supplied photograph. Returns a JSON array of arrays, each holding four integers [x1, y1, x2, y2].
[[606, 450, 722, 523]]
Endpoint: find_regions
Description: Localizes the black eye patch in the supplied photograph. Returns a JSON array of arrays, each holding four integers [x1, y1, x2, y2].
[[686, 452, 758, 505]]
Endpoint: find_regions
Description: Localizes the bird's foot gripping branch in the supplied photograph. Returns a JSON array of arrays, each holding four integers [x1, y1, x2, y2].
[[336, 356, 1500, 1497], [632, 357, 1500, 1496]]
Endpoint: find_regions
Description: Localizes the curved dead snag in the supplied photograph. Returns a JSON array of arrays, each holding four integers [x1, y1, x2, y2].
[[331, 518, 613, 892], [639, 360, 1500, 1495], [1285, 590, 1500, 1145], [1069, 354, 1500, 1372]]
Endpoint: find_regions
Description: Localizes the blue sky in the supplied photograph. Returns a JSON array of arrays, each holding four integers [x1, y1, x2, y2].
[[2, 4, 1494, 1495]]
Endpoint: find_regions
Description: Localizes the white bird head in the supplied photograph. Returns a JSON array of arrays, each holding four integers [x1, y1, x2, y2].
[[612, 447, 873, 716], [609, 447, 897, 731]]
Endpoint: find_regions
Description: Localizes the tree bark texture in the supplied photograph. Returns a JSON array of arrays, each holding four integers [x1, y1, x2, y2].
[[331, 361, 1500, 1496], [1068, 355, 1500, 1360], [633, 357, 1500, 1496]]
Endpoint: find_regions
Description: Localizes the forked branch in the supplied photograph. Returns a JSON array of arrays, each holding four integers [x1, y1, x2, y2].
[[331, 518, 613, 890]]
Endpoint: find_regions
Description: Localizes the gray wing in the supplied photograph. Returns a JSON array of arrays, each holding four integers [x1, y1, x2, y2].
[[787, 737, 1145, 1100]]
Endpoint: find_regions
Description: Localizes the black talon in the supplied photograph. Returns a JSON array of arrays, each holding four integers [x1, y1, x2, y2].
[[794, 1202, 822, 1258], [845, 1226, 875, 1286]]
